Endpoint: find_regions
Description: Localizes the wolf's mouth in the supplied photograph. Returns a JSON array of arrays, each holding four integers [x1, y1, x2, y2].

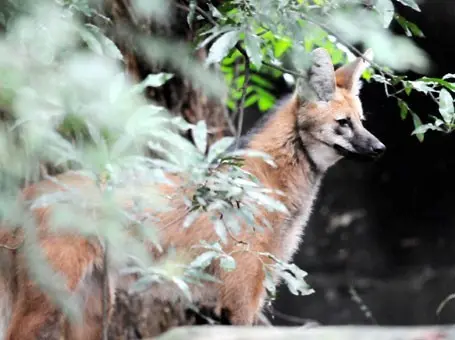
[[333, 144, 380, 161]]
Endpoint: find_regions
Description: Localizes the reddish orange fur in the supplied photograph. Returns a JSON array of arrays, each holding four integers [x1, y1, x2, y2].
[[0, 51, 376, 338]]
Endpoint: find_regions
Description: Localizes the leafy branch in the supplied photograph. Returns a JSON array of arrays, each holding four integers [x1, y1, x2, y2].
[[178, 1, 301, 138], [184, 0, 455, 142]]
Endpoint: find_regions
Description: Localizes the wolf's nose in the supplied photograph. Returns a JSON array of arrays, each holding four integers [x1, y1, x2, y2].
[[371, 142, 386, 155]]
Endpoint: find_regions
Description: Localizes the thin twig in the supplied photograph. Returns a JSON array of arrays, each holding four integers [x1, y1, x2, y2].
[[348, 285, 378, 325], [294, 9, 395, 78], [436, 293, 455, 316], [222, 104, 237, 136], [102, 243, 109, 340], [235, 44, 250, 148], [262, 61, 303, 78], [177, 2, 217, 27], [428, 91, 439, 105], [269, 307, 321, 326]]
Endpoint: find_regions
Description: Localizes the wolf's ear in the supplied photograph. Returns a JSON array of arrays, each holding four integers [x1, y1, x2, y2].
[[335, 48, 373, 95], [296, 48, 336, 102]]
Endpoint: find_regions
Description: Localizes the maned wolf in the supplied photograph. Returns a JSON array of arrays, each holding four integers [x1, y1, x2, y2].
[[0, 47, 385, 339]]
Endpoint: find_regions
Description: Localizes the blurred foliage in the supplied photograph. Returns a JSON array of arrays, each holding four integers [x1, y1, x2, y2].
[[0, 0, 451, 330]]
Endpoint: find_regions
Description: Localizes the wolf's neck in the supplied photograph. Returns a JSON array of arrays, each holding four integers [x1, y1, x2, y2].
[[241, 95, 326, 262], [244, 95, 324, 215]]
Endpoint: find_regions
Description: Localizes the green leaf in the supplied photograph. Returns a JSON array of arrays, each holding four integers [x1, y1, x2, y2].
[[251, 75, 274, 89], [223, 213, 242, 235], [190, 251, 219, 269], [98, 34, 124, 61], [406, 20, 425, 38], [395, 15, 412, 37], [207, 136, 235, 163], [392, 14, 425, 39], [135, 73, 174, 91], [247, 191, 288, 214], [408, 80, 434, 94], [395, 0, 421, 12], [244, 33, 263, 69], [197, 26, 236, 50], [192, 120, 208, 154], [274, 38, 292, 58], [172, 277, 193, 301], [258, 95, 275, 111], [376, 0, 395, 28], [79, 27, 103, 55], [197, 241, 223, 252], [244, 94, 258, 108], [227, 149, 276, 167], [438, 88, 454, 124], [279, 266, 314, 296], [183, 210, 200, 228], [397, 98, 409, 120], [214, 219, 228, 244], [129, 277, 156, 295], [81, 25, 123, 61], [420, 77, 455, 91], [412, 123, 443, 136], [264, 269, 276, 297], [411, 113, 424, 142], [206, 30, 240, 65], [404, 84, 412, 96], [220, 255, 236, 272], [208, 3, 223, 19], [371, 74, 391, 85]]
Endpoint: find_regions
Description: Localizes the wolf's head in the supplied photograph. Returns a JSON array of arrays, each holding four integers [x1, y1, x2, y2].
[[295, 48, 385, 171]]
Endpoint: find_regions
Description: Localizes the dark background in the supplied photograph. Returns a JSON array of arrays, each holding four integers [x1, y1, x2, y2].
[[242, 1, 455, 326]]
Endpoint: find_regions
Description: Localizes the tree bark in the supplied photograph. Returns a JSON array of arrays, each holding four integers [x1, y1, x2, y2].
[[102, 0, 230, 146], [100, 0, 236, 337]]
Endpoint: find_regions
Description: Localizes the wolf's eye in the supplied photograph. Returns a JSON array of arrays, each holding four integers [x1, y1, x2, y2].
[[336, 118, 350, 127]]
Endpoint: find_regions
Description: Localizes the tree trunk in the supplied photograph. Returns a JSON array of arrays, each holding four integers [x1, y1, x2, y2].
[[100, 0, 236, 337], [102, 0, 230, 146]]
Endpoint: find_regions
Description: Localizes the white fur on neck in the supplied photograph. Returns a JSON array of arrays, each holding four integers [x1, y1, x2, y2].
[[307, 142, 342, 172]]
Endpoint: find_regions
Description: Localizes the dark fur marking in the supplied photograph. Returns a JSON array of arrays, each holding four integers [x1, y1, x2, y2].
[[223, 94, 321, 180], [292, 122, 320, 176], [334, 126, 344, 136]]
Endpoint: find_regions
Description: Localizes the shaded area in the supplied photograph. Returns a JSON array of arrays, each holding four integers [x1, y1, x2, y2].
[[269, 1, 455, 327], [108, 289, 232, 339]]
